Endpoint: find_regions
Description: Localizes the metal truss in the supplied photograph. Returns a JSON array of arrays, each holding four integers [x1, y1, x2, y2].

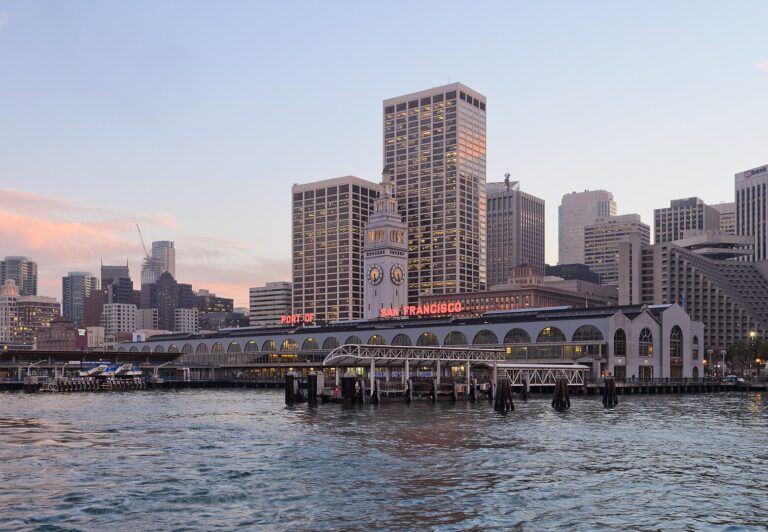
[[323, 344, 506, 366], [500, 364, 589, 386]]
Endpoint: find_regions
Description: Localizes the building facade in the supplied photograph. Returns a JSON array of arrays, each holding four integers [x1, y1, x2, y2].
[[155, 271, 178, 331], [101, 303, 137, 335], [249, 282, 292, 326], [62, 272, 99, 325], [558, 190, 617, 265], [384, 83, 487, 302], [363, 172, 408, 320], [292, 176, 379, 322], [119, 304, 704, 381], [1, 256, 38, 296], [713, 202, 736, 235], [486, 179, 545, 283], [136, 308, 159, 331], [141, 241, 176, 285], [654, 197, 721, 244], [736, 163, 768, 260], [174, 308, 199, 334], [584, 214, 650, 286], [619, 231, 768, 351], [0, 279, 60, 347]]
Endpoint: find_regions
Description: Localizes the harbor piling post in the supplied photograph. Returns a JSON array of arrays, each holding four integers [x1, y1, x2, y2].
[[307, 372, 318, 406], [285, 372, 297, 405]]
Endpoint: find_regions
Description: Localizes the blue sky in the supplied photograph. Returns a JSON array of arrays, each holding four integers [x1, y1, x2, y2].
[[1, 1, 767, 306]]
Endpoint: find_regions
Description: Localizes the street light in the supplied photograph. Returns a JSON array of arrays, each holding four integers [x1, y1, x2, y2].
[[720, 349, 727, 379], [750, 331, 759, 378]]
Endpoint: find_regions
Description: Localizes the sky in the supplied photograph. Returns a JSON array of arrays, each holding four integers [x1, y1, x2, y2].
[[1, 1, 767, 307]]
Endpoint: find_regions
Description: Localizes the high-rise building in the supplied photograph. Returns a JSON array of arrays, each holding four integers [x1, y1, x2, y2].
[[135, 308, 159, 330], [1, 256, 38, 296], [654, 197, 721, 244], [363, 172, 408, 320], [1, 280, 60, 347], [194, 289, 232, 313], [101, 303, 137, 335], [249, 282, 292, 326], [101, 263, 134, 304], [174, 308, 199, 334], [62, 272, 99, 325], [736, 163, 768, 260], [384, 83, 487, 302], [292, 176, 379, 322], [486, 178, 545, 284], [713, 202, 736, 235], [558, 190, 617, 265], [619, 230, 765, 351], [140, 241, 175, 285], [0, 280, 19, 344], [584, 214, 650, 286], [155, 271, 177, 331]]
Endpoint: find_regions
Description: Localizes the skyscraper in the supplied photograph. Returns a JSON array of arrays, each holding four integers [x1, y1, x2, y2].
[[62, 272, 100, 325], [140, 241, 175, 285], [292, 176, 379, 322], [584, 214, 650, 286], [155, 271, 178, 331], [249, 282, 292, 326], [0, 256, 38, 296], [713, 202, 736, 235], [383, 83, 487, 302], [736, 163, 768, 260], [558, 190, 617, 265], [486, 179, 545, 284], [653, 197, 721, 244]]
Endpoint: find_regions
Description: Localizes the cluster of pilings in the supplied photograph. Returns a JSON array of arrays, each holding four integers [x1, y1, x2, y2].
[[494, 378, 515, 413], [602, 377, 619, 408], [552, 377, 571, 410]]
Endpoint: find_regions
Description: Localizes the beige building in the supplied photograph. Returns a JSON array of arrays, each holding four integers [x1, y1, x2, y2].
[[654, 197, 721, 244], [101, 303, 137, 335], [292, 176, 380, 322], [618, 230, 768, 350], [736, 163, 768, 260], [713, 202, 736, 235], [249, 281, 292, 326], [584, 214, 649, 286], [384, 83, 487, 302], [558, 190, 616, 265]]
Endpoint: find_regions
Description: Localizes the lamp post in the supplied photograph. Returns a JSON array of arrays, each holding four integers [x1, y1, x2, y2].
[[750, 331, 759, 378], [720, 349, 727, 379]]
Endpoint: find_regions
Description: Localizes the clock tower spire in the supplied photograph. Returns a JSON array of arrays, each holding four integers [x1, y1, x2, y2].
[[363, 167, 408, 319]]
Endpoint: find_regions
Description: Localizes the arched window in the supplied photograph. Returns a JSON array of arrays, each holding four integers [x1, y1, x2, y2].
[[473, 330, 499, 345], [130, 346, 139, 352], [302, 338, 319, 350], [572, 325, 604, 342], [670, 326, 683, 358], [117, 347, 126, 352], [345, 335, 363, 345], [391, 334, 412, 346], [153, 345, 164, 353], [244, 341, 258, 352], [142, 346, 151, 353], [692, 336, 699, 360], [613, 329, 626, 357], [322, 337, 339, 350], [168, 344, 179, 353], [417, 332, 439, 346], [693, 366, 699, 380], [211, 342, 224, 354], [537, 326, 566, 342], [504, 329, 531, 344], [444, 331, 468, 346], [227, 341, 241, 353], [196, 343, 208, 354], [262, 339, 276, 352], [368, 335, 385, 345], [182, 344, 193, 354], [281, 339, 298, 351], [639, 328, 653, 356]]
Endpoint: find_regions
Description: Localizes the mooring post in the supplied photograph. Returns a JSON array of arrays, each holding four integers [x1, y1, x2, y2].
[[466, 360, 471, 387], [285, 371, 296, 405], [370, 358, 375, 398], [403, 359, 410, 387], [435, 360, 441, 387], [307, 372, 318, 406]]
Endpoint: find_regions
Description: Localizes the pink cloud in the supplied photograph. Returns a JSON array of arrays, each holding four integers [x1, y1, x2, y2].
[[0, 13, 10, 30], [758, 61, 768, 72]]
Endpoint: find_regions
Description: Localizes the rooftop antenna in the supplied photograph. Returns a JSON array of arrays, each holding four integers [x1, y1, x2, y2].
[[504, 173, 511, 191]]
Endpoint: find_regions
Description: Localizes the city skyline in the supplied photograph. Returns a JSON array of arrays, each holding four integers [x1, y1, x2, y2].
[[1, 1, 767, 307]]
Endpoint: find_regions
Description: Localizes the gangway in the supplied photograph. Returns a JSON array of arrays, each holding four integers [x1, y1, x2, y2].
[[79, 364, 108, 378]]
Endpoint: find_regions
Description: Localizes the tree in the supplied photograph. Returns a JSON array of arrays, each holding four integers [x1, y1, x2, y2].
[[726, 341, 751, 376]]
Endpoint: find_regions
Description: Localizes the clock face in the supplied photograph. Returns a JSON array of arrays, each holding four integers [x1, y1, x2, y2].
[[390, 264, 404, 285], [368, 264, 383, 285]]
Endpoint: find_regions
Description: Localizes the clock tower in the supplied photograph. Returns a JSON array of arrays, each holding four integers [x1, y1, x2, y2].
[[364, 168, 408, 319]]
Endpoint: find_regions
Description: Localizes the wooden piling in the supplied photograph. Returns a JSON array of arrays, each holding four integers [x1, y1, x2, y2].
[[552, 377, 571, 410]]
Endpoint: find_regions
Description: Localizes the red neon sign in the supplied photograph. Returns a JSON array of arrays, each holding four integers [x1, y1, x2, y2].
[[280, 313, 315, 325], [379, 301, 463, 318]]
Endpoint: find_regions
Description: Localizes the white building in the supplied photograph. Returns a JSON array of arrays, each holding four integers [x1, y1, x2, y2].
[[713, 202, 736, 235], [86, 326, 106, 349], [0, 280, 19, 344], [736, 163, 768, 260], [174, 308, 199, 334], [558, 190, 617, 265], [141, 240, 176, 285], [249, 282, 292, 326], [584, 214, 650, 286], [101, 303, 137, 335]]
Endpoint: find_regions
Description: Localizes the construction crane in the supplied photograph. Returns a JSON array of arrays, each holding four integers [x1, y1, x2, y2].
[[136, 224, 150, 259]]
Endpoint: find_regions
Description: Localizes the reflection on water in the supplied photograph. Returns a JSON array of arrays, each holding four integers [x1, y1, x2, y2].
[[0, 390, 766, 529]]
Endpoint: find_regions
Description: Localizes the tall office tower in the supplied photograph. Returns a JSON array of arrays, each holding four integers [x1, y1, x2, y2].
[[140, 241, 175, 284], [486, 178, 546, 284], [177, 283, 195, 309], [101, 263, 134, 304], [155, 271, 178, 331], [249, 282, 292, 326], [1, 256, 38, 296], [62, 272, 99, 325], [16, 295, 60, 346], [558, 190, 617, 265], [654, 198, 721, 244], [736, 163, 768, 260], [713, 202, 736, 235], [292, 176, 379, 322], [363, 172, 408, 319], [0, 280, 19, 343], [584, 214, 650, 286], [384, 83, 487, 302]]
